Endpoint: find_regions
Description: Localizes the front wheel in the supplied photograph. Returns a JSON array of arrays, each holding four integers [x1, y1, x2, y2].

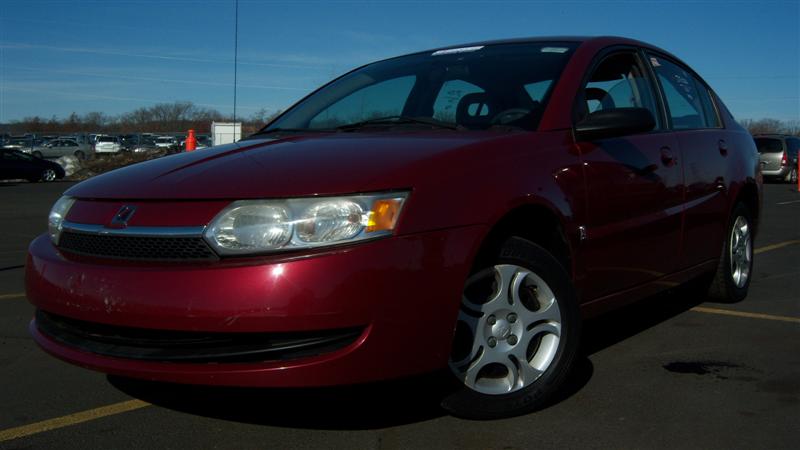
[[442, 237, 581, 419], [708, 203, 753, 302]]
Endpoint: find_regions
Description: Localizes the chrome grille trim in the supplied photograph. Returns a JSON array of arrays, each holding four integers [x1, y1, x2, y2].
[[62, 221, 205, 237]]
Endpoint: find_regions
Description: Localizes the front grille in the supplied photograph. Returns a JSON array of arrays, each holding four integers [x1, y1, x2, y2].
[[35, 310, 363, 363], [58, 231, 217, 260]]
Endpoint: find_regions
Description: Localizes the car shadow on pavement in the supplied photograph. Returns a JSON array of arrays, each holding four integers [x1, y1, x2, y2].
[[109, 357, 594, 428], [581, 280, 707, 356], [109, 371, 452, 429], [108, 283, 708, 429]]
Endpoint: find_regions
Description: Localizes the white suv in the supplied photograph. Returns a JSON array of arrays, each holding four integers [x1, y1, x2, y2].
[[94, 136, 122, 154]]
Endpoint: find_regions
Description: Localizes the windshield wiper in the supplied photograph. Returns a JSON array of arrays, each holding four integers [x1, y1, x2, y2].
[[336, 116, 463, 131]]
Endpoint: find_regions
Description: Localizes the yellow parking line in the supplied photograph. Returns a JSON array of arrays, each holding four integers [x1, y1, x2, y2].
[[0, 293, 25, 300], [755, 240, 800, 254], [0, 400, 150, 442], [692, 306, 800, 324]]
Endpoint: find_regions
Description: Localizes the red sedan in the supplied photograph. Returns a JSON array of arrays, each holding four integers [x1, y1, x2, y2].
[[26, 36, 761, 419]]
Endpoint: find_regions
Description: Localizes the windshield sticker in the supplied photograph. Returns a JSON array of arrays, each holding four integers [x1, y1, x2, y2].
[[432, 46, 484, 56], [541, 47, 569, 53], [650, 57, 661, 67]]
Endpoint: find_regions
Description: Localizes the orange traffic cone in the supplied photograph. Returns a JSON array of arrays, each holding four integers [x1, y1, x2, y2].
[[186, 129, 197, 152]]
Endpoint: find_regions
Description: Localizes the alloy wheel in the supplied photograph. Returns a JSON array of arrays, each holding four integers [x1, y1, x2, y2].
[[450, 264, 562, 395], [729, 215, 752, 288]]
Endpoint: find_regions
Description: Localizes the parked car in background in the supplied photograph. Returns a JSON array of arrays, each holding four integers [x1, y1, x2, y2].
[[26, 36, 761, 420], [4, 136, 34, 152], [31, 139, 93, 160], [93, 135, 122, 154], [0, 148, 65, 182], [196, 135, 212, 149], [133, 137, 159, 154], [120, 135, 139, 152], [754, 134, 799, 183], [154, 136, 179, 153]]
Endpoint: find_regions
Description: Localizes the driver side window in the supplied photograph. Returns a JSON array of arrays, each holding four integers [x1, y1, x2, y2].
[[583, 52, 660, 128]]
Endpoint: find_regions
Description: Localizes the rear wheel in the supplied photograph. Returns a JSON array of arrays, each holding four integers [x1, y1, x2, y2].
[[442, 237, 580, 419], [786, 167, 798, 184], [708, 203, 753, 303], [29, 168, 56, 183], [74, 150, 85, 160], [41, 169, 57, 182]]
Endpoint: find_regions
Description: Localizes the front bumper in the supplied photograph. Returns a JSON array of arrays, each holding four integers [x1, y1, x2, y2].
[[26, 226, 485, 386]]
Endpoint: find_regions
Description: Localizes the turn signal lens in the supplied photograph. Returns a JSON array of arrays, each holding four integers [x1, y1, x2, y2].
[[366, 198, 404, 233]]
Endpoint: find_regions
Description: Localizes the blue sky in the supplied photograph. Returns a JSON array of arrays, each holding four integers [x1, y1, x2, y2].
[[1, 0, 798, 123]]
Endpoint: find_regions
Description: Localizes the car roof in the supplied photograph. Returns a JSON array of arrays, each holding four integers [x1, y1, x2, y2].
[[419, 35, 673, 57], [370, 35, 684, 76]]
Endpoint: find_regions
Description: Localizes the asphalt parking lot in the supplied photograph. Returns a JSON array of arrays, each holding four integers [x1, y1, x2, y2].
[[0, 181, 797, 449]]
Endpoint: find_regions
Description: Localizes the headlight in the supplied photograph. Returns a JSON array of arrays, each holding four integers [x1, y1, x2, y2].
[[205, 192, 408, 255], [48, 196, 76, 245]]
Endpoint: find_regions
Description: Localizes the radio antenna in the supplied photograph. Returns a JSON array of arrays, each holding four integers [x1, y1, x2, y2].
[[232, 0, 239, 125]]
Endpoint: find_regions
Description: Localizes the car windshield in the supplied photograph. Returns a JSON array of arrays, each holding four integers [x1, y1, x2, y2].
[[261, 42, 578, 133], [754, 138, 783, 154], [2, 150, 34, 161]]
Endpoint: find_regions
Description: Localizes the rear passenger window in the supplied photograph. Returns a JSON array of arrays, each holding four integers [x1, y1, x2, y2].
[[649, 55, 720, 129]]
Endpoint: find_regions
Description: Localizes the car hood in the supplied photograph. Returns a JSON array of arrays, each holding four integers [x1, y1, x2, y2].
[[65, 132, 513, 200]]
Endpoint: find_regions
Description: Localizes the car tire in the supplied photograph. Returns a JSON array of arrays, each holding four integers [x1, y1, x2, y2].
[[707, 203, 753, 303], [32, 151, 43, 159], [74, 150, 85, 160], [41, 169, 57, 182], [786, 167, 798, 184], [441, 237, 581, 419]]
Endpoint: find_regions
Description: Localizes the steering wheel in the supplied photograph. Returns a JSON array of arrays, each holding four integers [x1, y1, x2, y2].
[[490, 108, 532, 125]]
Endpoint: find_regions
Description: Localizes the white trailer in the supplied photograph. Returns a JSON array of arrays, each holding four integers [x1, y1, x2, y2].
[[211, 122, 242, 146]]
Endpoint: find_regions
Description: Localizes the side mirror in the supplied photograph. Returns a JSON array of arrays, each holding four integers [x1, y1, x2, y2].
[[574, 107, 656, 142]]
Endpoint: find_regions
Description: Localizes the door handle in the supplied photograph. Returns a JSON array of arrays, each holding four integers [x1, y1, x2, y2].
[[719, 140, 728, 156], [660, 147, 676, 166]]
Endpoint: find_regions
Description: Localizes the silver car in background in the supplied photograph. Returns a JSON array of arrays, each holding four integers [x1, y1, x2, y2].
[[755, 134, 799, 183], [94, 135, 122, 154], [31, 139, 94, 160]]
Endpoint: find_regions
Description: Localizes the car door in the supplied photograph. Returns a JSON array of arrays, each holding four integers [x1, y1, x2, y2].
[[575, 49, 683, 299], [45, 140, 63, 158], [47, 140, 62, 158], [647, 53, 729, 269], [62, 140, 79, 157]]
